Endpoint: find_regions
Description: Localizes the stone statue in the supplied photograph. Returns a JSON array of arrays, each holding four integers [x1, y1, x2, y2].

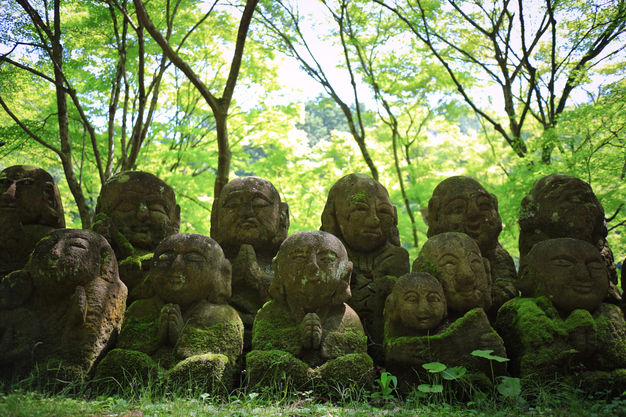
[[247, 231, 373, 392], [384, 273, 506, 393], [93, 171, 180, 301], [496, 238, 626, 392], [0, 229, 126, 382], [413, 232, 492, 321], [426, 176, 517, 313], [519, 173, 619, 299], [95, 234, 243, 391], [0, 165, 65, 277], [212, 176, 289, 348], [320, 173, 409, 363], [384, 273, 447, 338]]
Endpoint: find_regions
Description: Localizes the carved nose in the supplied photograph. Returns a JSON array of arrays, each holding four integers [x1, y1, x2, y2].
[[573, 263, 591, 282], [306, 258, 320, 278], [137, 206, 150, 221], [240, 203, 254, 217], [456, 262, 475, 286], [171, 255, 184, 272]]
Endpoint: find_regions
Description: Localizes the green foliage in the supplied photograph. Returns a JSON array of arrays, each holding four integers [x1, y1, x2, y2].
[[371, 371, 397, 401]]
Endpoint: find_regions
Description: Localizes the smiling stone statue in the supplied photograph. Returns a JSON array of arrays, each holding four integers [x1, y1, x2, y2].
[[247, 231, 373, 392], [0, 165, 65, 278], [92, 171, 180, 301], [496, 238, 626, 392], [426, 176, 517, 314], [321, 174, 409, 364], [212, 176, 289, 349]]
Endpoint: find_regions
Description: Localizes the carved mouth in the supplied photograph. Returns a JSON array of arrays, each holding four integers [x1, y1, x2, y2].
[[571, 284, 592, 294], [239, 220, 259, 228], [361, 229, 381, 237]]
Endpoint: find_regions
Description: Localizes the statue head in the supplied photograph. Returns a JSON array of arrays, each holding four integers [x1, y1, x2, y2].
[[519, 174, 605, 257], [150, 234, 232, 309], [321, 173, 400, 253], [427, 176, 501, 254], [0, 165, 65, 228], [27, 229, 118, 300], [269, 231, 353, 314], [413, 232, 492, 314], [214, 176, 289, 257], [385, 272, 447, 337], [518, 238, 608, 313], [95, 171, 180, 251]]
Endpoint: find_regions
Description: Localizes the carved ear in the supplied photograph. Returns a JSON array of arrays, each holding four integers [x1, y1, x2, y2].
[[384, 292, 397, 323], [483, 257, 492, 286], [100, 245, 119, 283], [279, 202, 290, 233], [330, 261, 353, 306], [320, 199, 340, 237], [490, 193, 499, 211], [268, 258, 286, 302], [173, 204, 181, 234], [216, 257, 232, 304], [517, 257, 534, 297]]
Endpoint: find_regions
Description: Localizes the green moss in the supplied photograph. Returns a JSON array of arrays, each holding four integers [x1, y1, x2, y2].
[[176, 321, 244, 362], [252, 302, 301, 356], [323, 327, 367, 359], [116, 300, 161, 354], [349, 191, 367, 205], [413, 258, 442, 282], [94, 348, 159, 387], [246, 350, 311, 389], [167, 353, 235, 392]]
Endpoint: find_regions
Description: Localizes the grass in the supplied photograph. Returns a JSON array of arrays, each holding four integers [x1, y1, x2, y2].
[[2, 370, 626, 417]]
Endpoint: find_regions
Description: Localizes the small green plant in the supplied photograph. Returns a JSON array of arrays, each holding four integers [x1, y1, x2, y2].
[[415, 362, 467, 404], [471, 349, 521, 399], [371, 371, 397, 401]]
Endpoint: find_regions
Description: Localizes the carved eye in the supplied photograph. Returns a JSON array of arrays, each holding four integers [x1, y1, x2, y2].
[[445, 199, 466, 215], [586, 261, 605, 271], [404, 293, 418, 303], [378, 204, 394, 217], [185, 252, 205, 263], [550, 258, 573, 268], [427, 293, 442, 303], [476, 196, 493, 211], [155, 252, 176, 266], [20, 179, 35, 186], [252, 197, 271, 209], [149, 203, 167, 215], [438, 256, 457, 268], [115, 202, 136, 213]]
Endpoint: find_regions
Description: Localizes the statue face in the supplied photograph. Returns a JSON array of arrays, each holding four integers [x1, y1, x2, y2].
[[0, 165, 63, 227], [275, 231, 352, 312], [151, 234, 229, 307], [419, 233, 491, 313], [29, 230, 106, 297], [429, 177, 501, 254], [334, 181, 394, 253], [98, 172, 179, 251], [394, 274, 446, 333], [523, 239, 608, 313], [216, 177, 282, 251]]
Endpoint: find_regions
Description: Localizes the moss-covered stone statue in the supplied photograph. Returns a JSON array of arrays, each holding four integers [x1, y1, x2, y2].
[[496, 238, 626, 392], [94, 234, 243, 391], [92, 171, 180, 303], [0, 165, 65, 278], [519, 173, 620, 300], [0, 229, 126, 382], [384, 273, 506, 393], [413, 232, 492, 322], [247, 231, 373, 393], [321, 173, 410, 364], [426, 176, 517, 314], [212, 176, 289, 349]]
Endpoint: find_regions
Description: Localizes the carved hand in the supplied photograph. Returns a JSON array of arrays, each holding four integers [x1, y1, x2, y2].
[[158, 303, 184, 346], [301, 312, 322, 350]]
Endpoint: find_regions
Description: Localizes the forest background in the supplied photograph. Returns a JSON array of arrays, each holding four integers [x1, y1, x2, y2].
[[1, 0, 625, 268]]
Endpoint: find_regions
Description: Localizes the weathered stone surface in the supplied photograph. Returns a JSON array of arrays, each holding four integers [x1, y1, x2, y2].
[[93, 171, 180, 301], [496, 239, 626, 391], [0, 229, 126, 382], [94, 234, 242, 391], [248, 231, 373, 392], [0, 165, 65, 277], [413, 233, 492, 321], [426, 176, 517, 312], [213, 176, 289, 348], [385, 273, 447, 338], [385, 307, 506, 393], [321, 174, 409, 363], [519, 173, 619, 298]]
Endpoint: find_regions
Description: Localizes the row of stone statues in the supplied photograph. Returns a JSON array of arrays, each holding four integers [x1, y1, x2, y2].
[[0, 164, 624, 394]]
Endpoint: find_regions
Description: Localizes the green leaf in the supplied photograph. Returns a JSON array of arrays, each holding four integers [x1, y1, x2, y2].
[[418, 384, 444, 393], [441, 366, 467, 380], [422, 362, 447, 373], [471, 350, 510, 362], [497, 377, 522, 397]]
